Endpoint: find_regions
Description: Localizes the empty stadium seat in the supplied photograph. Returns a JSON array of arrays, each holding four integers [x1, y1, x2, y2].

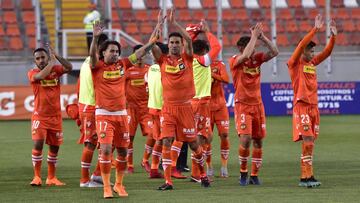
[[0, 26, 5, 36], [25, 24, 36, 36], [139, 22, 154, 34], [331, 0, 344, 7], [112, 11, 120, 23], [146, 0, 159, 9], [28, 36, 36, 49], [222, 9, 234, 20], [202, 0, 216, 9], [148, 10, 160, 21], [0, 37, 5, 50], [233, 9, 248, 21], [23, 11, 36, 23], [21, 0, 34, 10], [343, 20, 356, 31], [193, 10, 206, 20], [276, 34, 289, 46], [135, 10, 148, 22], [294, 8, 306, 20], [5, 24, 20, 37], [120, 10, 134, 22], [258, 0, 271, 8], [251, 10, 263, 21], [229, 0, 244, 8], [315, 0, 325, 7], [9, 37, 23, 50], [350, 8, 360, 19], [124, 23, 139, 34], [334, 8, 350, 19], [299, 20, 313, 32], [336, 33, 348, 45], [0, 0, 15, 10], [3, 12, 17, 24], [173, 0, 188, 9], [285, 21, 298, 32], [287, 0, 302, 8], [118, 0, 132, 9], [207, 9, 218, 21], [177, 10, 192, 21], [222, 34, 230, 47], [277, 9, 292, 20]]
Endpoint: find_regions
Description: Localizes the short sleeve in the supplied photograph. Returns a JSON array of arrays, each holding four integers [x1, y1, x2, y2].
[[52, 65, 66, 77], [28, 70, 36, 82]]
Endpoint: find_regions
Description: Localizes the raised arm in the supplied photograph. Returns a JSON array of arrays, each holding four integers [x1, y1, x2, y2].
[[32, 50, 56, 81], [48, 44, 72, 72], [151, 11, 165, 62], [259, 32, 279, 62], [201, 20, 221, 62], [89, 21, 105, 69], [168, 7, 193, 56], [232, 23, 262, 67], [312, 20, 337, 65], [288, 14, 323, 66]]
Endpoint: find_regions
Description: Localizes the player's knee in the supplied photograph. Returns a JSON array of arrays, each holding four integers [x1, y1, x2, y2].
[[302, 135, 315, 142], [33, 140, 44, 151], [220, 133, 229, 139], [162, 138, 172, 147], [116, 147, 127, 157], [84, 142, 96, 151], [239, 135, 251, 148], [188, 141, 199, 151], [49, 145, 60, 154], [100, 144, 112, 155], [253, 139, 262, 148]]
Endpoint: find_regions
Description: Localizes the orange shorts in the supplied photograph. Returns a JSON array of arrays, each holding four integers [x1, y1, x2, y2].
[[31, 115, 63, 146], [292, 102, 320, 142], [95, 115, 130, 148], [127, 106, 152, 137], [78, 111, 98, 145], [211, 104, 230, 135], [151, 114, 162, 141], [191, 99, 212, 138], [160, 103, 197, 143], [234, 102, 266, 139]]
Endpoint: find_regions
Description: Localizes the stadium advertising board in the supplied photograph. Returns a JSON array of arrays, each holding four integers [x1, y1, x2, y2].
[[224, 82, 360, 116], [0, 85, 77, 120]]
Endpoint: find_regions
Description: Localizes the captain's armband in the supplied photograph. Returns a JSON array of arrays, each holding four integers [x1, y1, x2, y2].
[[128, 53, 138, 65]]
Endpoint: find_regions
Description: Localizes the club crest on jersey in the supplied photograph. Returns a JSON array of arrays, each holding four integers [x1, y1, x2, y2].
[[131, 79, 145, 86], [243, 66, 260, 75], [40, 79, 58, 86], [240, 123, 246, 129], [303, 124, 309, 131], [303, 65, 316, 74], [100, 133, 106, 138]]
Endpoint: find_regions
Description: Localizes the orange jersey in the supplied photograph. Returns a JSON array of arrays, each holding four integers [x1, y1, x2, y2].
[[125, 64, 150, 107], [28, 65, 66, 117], [210, 60, 229, 111], [229, 53, 266, 105], [92, 58, 132, 111], [158, 53, 195, 105], [287, 28, 336, 105]]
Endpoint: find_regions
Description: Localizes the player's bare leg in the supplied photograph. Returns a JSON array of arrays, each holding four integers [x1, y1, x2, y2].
[[219, 134, 230, 178], [238, 134, 251, 186]]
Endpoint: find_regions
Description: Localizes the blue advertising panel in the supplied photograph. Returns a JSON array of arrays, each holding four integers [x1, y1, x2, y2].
[[224, 82, 360, 116]]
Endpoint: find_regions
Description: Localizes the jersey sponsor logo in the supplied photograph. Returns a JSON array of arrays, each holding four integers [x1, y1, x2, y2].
[[40, 79, 58, 86], [183, 128, 195, 134], [165, 63, 185, 73], [131, 79, 145, 86], [150, 66, 160, 72], [303, 65, 316, 74], [103, 69, 124, 79], [243, 66, 260, 75]]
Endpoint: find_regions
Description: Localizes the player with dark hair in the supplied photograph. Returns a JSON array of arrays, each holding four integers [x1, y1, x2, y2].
[[150, 8, 210, 190], [29, 44, 72, 186], [89, 21, 160, 198], [287, 15, 336, 188], [229, 23, 279, 186], [125, 44, 153, 174]]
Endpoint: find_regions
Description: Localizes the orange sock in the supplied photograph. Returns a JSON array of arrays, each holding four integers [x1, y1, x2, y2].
[[151, 143, 162, 170], [92, 154, 101, 176], [302, 141, 314, 178], [170, 141, 183, 168], [191, 153, 200, 178], [300, 144, 306, 179], [127, 141, 134, 168], [238, 145, 249, 173], [192, 146, 205, 176], [47, 151, 58, 179], [31, 149, 42, 177], [220, 137, 230, 167], [100, 154, 112, 187], [115, 155, 127, 185], [142, 137, 155, 163], [80, 147, 94, 183], [251, 148, 262, 176], [162, 145, 172, 185]]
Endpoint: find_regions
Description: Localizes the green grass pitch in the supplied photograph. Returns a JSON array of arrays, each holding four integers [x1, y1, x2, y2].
[[0, 115, 359, 202]]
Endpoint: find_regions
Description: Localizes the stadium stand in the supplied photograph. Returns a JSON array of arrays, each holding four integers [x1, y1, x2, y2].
[[0, 0, 358, 55]]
